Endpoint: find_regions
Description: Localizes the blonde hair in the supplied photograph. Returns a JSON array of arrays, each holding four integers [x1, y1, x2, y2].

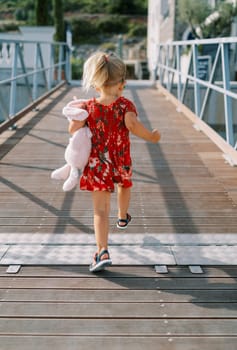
[[82, 51, 126, 92]]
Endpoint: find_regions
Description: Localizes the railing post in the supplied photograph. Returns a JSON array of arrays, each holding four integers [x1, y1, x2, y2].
[[158, 45, 164, 84], [117, 34, 123, 59], [166, 45, 170, 91], [37, 43, 48, 89], [165, 45, 171, 91], [199, 44, 221, 120], [160, 46, 167, 86], [18, 43, 33, 102], [192, 43, 201, 117], [9, 42, 18, 118], [58, 45, 63, 81], [65, 45, 71, 82], [33, 43, 39, 101], [176, 45, 181, 101], [49, 44, 54, 89], [221, 42, 234, 146]]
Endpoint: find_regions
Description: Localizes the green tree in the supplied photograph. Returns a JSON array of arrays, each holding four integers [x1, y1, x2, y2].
[[202, 2, 237, 38], [36, 0, 50, 25], [81, 0, 108, 13], [70, 17, 97, 44], [177, 0, 237, 39], [96, 15, 129, 35], [64, 0, 147, 14], [106, 0, 147, 15], [53, 0, 65, 41], [177, 0, 211, 38]]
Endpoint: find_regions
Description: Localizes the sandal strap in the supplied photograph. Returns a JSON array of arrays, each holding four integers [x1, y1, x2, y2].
[[118, 218, 128, 224], [117, 213, 131, 225], [98, 249, 110, 261]]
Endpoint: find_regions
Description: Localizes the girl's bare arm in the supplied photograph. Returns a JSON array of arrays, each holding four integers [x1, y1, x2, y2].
[[68, 120, 86, 134], [125, 112, 161, 143]]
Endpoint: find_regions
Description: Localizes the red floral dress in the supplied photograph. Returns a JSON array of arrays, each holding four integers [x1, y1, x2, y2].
[[80, 96, 137, 192]]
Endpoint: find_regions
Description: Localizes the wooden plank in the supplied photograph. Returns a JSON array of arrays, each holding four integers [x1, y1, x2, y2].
[[1, 208, 235, 218], [0, 266, 237, 278], [0, 318, 237, 335], [155, 266, 237, 278], [155, 277, 237, 290], [3, 211, 237, 222], [0, 336, 236, 350], [0, 266, 157, 277], [0, 302, 236, 318], [1, 288, 237, 303], [0, 276, 236, 290], [3, 224, 237, 234], [3, 216, 237, 227], [0, 277, 158, 289]]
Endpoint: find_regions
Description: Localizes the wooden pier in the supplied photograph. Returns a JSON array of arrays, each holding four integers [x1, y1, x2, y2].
[[0, 83, 237, 349]]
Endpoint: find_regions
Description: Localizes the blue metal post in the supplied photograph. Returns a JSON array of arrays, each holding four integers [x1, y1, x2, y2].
[[9, 42, 18, 117], [221, 43, 234, 146], [49, 44, 54, 89], [33, 43, 39, 101], [176, 45, 181, 101], [166, 45, 171, 92], [200, 44, 221, 120], [192, 44, 201, 116], [117, 35, 123, 59], [58, 45, 63, 81], [65, 46, 71, 82]]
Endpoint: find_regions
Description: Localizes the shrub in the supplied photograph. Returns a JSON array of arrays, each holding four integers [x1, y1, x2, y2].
[[96, 15, 129, 35], [0, 22, 19, 32], [99, 42, 116, 52], [71, 56, 84, 79], [127, 22, 147, 37], [70, 17, 99, 44], [15, 8, 28, 21]]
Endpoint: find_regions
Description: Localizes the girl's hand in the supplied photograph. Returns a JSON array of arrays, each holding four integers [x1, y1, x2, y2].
[[151, 129, 161, 143]]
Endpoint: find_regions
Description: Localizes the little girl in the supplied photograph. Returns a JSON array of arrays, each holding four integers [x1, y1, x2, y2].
[[68, 51, 161, 272]]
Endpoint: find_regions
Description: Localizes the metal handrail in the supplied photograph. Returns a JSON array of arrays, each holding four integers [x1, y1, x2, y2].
[[0, 39, 71, 129], [156, 37, 237, 165]]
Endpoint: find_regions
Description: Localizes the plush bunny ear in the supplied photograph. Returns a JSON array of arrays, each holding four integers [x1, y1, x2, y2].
[[63, 99, 89, 121]]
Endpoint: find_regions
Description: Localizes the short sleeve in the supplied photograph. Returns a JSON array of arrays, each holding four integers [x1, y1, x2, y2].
[[124, 99, 137, 116]]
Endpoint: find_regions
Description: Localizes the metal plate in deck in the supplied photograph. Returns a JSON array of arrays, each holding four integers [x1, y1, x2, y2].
[[0, 245, 175, 265], [0, 245, 9, 260], [1, 234, 237, 266]]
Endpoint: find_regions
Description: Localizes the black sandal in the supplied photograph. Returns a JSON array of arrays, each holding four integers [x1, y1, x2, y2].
[[89, 249, 112, 272], [116, 213, 132, 229]]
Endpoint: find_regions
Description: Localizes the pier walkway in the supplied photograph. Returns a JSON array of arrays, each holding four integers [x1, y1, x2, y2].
[[0, 82, 237, 349]]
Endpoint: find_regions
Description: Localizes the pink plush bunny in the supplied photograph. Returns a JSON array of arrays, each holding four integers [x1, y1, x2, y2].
[[51, 99, 92, 191]]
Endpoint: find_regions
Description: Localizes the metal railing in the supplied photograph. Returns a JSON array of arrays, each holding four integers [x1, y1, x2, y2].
[[0, 39, 71, 130], [156, 37, 237, 165]]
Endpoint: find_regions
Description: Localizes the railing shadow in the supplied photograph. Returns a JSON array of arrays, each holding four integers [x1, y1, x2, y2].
[[0, 87, 69, 160], [130, 87, 200, 234], [96, 266, 237, 312], [0, 175, 94, 234]]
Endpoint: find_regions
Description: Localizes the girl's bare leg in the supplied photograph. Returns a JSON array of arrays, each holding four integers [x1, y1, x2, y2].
[[117, 185, 131, 221], [92, 191, 111, 253]]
